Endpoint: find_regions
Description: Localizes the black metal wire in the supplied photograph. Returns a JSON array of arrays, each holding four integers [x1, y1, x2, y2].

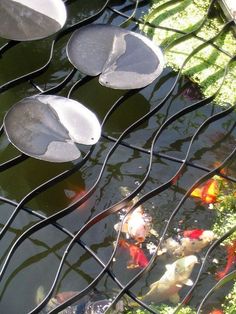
[[0, 1, 235, 314]]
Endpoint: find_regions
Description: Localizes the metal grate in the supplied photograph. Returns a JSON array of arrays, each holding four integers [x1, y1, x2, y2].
[[0, 0, 235, 313]]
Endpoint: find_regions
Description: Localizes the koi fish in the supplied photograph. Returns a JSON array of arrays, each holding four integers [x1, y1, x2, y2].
[[208, 309, 224, 314], [114, 206, 152, 243], [36, 286, 80, 314], [64, 186, 89, 210], [114, 186, 155, 243], [213, 161, 228, 176], [216, 240, 236, 280], [157, 229, 216, 258], [119, 239, 149, 269], [36, 287, 123, 314], [141, 255, 198, 304], [191, 178, 219, 204]]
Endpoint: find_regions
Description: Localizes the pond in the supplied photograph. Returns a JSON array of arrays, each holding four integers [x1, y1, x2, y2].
[[0, 1, 235, 313]]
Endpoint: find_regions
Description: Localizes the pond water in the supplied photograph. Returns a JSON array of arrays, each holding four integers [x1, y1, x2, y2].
[[0, 1, 235, 313]]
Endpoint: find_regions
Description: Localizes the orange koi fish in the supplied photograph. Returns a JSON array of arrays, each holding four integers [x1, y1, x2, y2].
[[64, 186, 89, 210], [208, 310, 224, 314], [118, 239, 149, 269], [36, 287, 79, 313], [213, 161, 228, 176], [191, 178, 219, 204], [216, 240, 236, 280]]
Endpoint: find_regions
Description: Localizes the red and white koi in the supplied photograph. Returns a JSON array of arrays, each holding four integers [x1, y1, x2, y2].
[[156, 229, 216, 257]]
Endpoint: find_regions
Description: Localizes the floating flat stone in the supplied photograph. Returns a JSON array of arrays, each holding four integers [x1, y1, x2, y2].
[[67, 24, 164, 89], [4, 95, 101, 162], [0, 0, 67, 41]]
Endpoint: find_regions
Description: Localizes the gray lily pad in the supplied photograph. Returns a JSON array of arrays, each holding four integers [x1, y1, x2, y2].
[[0, 0, 67, 41], [4, 95, 101, 162], [67, 24, 164, 89]]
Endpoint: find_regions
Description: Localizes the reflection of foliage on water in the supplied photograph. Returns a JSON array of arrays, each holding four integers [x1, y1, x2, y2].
[[142, 0, 236, 105], [212, 176, 236, 244]]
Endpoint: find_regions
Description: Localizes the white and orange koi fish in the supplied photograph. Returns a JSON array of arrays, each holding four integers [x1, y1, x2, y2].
[[142, 255, 198, 304]]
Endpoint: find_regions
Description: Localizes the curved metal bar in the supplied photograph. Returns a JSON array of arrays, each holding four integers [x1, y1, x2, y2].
[[0, 154, 29, 172], [0, 196, 146, 309], [102, 101, 236, 313], [37, 62, 235, 314], [9, 29, 235, 314], [174, 226, 236, 313], [0, 0, 110, 94], [109, 0, 234, 58], [102, 134, 236, 183], [0, 2, 235, 314], [196, 269, 236, 314], [0, 88, 138, 242]]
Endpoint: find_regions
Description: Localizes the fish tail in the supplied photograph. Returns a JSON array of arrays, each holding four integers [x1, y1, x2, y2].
[[216, 242, 236, 280], [118, 239, 130, 249], [35, 286, 45, 305]]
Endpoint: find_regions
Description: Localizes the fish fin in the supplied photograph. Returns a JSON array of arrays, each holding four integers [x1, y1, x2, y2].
[[114, 222, 120, 232], [169, 293, 180, 304], [35, 286, 45, 304], [64, 189, 76, 199], [150, 229, 159, 237], [157, 248, 167, 256], [165, 264, 173, 271], [191, 188, 202, 198], [127, 263, 139, 269], [184, 279, 193, 286], [150, 281, 158, 289]]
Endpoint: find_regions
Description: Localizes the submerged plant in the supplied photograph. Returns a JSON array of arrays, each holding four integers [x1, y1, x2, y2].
[[142, 0, 236, 105], [223, 280, 236, 314], [211, 177, 236, 244], [125, 303, 196, 314]]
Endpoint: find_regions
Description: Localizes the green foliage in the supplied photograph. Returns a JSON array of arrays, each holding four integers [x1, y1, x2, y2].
[[223, 281, 236, 314], [211, 177, 236, 244], [125, 304, 196, 314], [142, 0, 236, 106]]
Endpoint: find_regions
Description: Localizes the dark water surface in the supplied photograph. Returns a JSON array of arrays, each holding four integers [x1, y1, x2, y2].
[[0, 1, 235, 313]]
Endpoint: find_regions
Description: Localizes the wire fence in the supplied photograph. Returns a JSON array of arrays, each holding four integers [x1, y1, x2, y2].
[[0, 0, 235, 313]]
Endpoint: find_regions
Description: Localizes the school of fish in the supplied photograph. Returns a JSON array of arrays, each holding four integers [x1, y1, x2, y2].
[[54, 181, 231, 312]]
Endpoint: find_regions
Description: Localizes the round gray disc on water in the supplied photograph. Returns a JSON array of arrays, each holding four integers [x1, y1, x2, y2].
[[67, 24, 164, 90], [4, 95, 101, 162], [0, 0, 67, 41]]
